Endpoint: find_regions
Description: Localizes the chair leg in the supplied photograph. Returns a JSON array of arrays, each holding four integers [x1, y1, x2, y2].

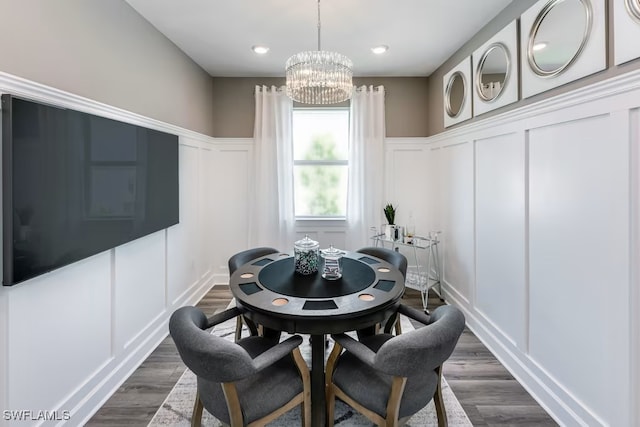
[[434, 366, 447, 427], [326, 384, 336, 427], [191, 390, 203, 427], [293, 349, 311, 427], [394, 317, 402, 335], [234, 316, 243, 342], [325, 342, 343, 427]]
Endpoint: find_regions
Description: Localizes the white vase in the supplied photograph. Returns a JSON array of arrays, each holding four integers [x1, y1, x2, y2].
[[385, 225, 404, 241]]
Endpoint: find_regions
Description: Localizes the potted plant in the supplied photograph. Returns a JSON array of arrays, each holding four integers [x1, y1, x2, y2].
[[383, 203, 403, 241], [383, 203, 396, 226]]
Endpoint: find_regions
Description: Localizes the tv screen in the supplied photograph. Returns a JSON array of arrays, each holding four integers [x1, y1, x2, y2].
[[2, 94, 179, 286]]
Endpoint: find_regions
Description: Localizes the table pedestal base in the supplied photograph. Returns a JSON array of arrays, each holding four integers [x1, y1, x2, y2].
[[310, 334, 326, 427]]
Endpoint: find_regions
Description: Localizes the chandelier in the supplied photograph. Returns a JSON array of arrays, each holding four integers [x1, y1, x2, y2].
[[285, 0, 353, 104]]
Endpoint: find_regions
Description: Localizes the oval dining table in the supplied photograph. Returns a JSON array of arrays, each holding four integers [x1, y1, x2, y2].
[[229, 250, 405, 427]]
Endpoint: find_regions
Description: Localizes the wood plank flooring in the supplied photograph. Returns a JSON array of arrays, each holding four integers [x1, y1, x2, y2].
[[87, 286, 558, 426]]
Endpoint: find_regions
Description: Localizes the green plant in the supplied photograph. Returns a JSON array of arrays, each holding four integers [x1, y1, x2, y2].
[[383, 203, 396, 225]]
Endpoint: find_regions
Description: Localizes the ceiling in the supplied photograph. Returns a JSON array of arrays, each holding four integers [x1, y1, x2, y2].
[[125, 0, 513, 78]]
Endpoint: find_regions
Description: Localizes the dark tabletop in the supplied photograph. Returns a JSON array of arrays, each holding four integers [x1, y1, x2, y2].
[[229, 251, 405, 335]]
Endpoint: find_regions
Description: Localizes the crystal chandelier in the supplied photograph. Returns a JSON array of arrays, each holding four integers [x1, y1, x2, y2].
[[285, 0, 353, 104]]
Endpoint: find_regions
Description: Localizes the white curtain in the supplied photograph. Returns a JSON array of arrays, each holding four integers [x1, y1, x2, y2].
[[248, 85, 295, 250], [346, 85, 386, 249]]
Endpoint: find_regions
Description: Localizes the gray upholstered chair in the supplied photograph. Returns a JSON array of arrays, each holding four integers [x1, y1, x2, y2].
[[228, 247, 279, 341], [326, 304, 465, 427], [356, 247, 408, 335], [170, 306, 311, 427], [356, 247, 408, 279]]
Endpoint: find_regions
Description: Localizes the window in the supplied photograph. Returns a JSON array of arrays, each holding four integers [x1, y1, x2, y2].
[[292, 109, 349, 218]]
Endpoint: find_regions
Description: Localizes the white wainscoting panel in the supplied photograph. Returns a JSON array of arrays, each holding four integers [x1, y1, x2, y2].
[[438, 141, 475, 305], [167, 142, 201, 304], [0, 73, 218, 426], [384, 139, 432, 231], [631, 106, 640, 427], [114, 230, 166, 350], [475, 132, 525, 349], [210, 140, 253, 280], [383, 138, 436, 269], [6, 253, 112, 414], [528, 113, 630, 426], [199, 147, 215, 283], [421, 69, 640, 426]]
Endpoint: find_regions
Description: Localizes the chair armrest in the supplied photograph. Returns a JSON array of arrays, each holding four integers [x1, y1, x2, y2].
[[205, 306, 242, 329], [397, 304, 431, 326], [331, 333, 376, 367], [251, 335, 304, 372]]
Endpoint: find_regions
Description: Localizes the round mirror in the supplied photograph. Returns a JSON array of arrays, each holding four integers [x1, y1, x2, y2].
[[445, 72, 466, 118], [528, 0, 592, 77], [626, 0, 640, 22], [475, 43, 510, 102]]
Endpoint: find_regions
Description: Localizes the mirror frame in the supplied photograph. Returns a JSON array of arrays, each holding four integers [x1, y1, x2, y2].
[[445, 71, 467, 118], [626, 0, 640, 22], [475, 42, 511, 103], [527, 0, 593, 78], [443, 56, 472, 128], [615, 0, 640, 65]]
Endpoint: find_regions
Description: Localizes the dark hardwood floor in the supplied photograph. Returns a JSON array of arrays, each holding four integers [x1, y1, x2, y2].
[[87, 286, 558, 426]]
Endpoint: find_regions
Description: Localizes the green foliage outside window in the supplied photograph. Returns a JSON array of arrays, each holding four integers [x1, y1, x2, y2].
[[297, 133, 345, 216]]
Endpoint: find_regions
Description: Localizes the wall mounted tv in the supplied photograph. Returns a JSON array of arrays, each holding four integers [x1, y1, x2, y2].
[[2, 94, 179, 286]]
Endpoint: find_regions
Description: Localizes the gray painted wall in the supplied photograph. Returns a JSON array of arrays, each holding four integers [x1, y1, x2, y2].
[[0, 0, 214, 136], [212, 77, 429, 138], [427, 0, 640, 136]]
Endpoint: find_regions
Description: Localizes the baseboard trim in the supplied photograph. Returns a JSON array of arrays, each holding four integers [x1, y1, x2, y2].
[[74, 276, 215, 426], [449, 299, 606, 426]]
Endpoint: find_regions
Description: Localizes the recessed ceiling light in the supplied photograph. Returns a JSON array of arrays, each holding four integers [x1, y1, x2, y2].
[[533, 42, 547, 51], [252, 45, 270, 55], [371, 45, 389, 55]]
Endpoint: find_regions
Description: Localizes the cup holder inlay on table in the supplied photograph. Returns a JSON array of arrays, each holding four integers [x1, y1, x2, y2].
[[377, 267, 390, 273], [272, 298, 289, 306], [374, 280, 396, 292], [358, 293, 375, 301], [239, 282, 262, 295], [240, 273, 254, 279]]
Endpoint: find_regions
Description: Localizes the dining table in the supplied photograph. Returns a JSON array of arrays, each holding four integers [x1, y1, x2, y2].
[[229, 250, 405, 427]]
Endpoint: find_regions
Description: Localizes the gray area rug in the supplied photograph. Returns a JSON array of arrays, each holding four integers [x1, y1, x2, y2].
[[149, 308, 472, 426]]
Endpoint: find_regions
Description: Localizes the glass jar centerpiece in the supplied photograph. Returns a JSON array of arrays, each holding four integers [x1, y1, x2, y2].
[[320, 245, 344, 280], [294, 235, 319, 275]]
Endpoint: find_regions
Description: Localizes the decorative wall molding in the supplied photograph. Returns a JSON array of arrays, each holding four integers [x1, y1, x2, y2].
[[0, 72, 212, 145], [0, 71, 218, 425], [423, 66, 640, 427]]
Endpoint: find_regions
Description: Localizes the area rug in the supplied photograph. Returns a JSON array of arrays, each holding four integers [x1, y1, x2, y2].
[[149, 307, 472, 426]]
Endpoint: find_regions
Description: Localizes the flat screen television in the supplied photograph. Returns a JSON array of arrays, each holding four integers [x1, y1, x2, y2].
[[2, 94, 179, 286]]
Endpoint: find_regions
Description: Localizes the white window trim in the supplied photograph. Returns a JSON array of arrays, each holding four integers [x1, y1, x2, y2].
[[292, 107, 350, 220]]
